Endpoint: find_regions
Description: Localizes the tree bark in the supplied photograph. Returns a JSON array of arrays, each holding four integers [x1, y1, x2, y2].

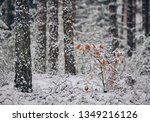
[[34, 0, 47, 74], [127, 0, 136, 57], [1, 0, 15, 30], [47, 0, 59, 75], [63, 0, 76, 75], [72, 0, 76, 23], [109, 0, 118, 37], [109, 0, 118, 51], [142, 0, 150, 37], [120, 0, 127, 39], [14, 0, 32, 92]]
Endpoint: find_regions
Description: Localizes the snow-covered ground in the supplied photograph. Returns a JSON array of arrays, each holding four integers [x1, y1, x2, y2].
[[0, 73, 150, 105]]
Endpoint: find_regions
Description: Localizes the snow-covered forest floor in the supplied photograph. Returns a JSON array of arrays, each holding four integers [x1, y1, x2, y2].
[[0, 73, 150, 105]]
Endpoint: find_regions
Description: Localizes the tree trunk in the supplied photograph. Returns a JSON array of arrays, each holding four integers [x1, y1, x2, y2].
[[34, 0, 47, 74], [1, 0, 15, 30], [142, 0, 150, 37], [47, 0, 59, 75], [127, 0, 136, 57], [120, 0, 126, 39], [72, 0, 76, 23], [63, 0, 76, 75], [109, 0, 118, 51], [14, 0, 32, 92]]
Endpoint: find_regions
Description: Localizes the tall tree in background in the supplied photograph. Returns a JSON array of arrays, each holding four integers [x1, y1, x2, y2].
[[142, 0, 150, 37], [34, 0, 47, 74], [14, 0, 32, 92], [63, 0, 76, 75], [109, 0, 118, 51], [120, 0, 127, 39], [127, 0, 136, 57], [0, 0, 5, 5], [1, 0, 15, 30], [47, 0, 59, 75], [72, 0, 76, 23]]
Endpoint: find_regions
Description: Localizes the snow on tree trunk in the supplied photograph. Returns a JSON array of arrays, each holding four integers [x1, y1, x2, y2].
[[47, 0, 59, 75], [120, 0, 126, 39], [127, 0, 136, 57], [1, 0, 15, 30], [14, 0, 32, 93], [142, 0, 150, 37], [109, 0, 118, 37], [109, 0, 118, 51], [63, 0, 76, 75], [34, 0, 47, 74], [72, 0, 76, 23]]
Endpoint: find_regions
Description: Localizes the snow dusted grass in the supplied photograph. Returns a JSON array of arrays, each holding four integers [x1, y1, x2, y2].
[[0, 74, 150, 105]]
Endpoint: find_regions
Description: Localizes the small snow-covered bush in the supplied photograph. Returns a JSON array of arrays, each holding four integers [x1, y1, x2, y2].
[[75, 42, 125, 92]]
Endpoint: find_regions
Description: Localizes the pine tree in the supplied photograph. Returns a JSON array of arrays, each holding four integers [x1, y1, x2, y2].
[[47, 0, 59, 75], [120, 0, 127, 39], [63, 0, 76, 75], [72, 0, 76, 23], [109, 0, 118, 51], [142, 0, 150, 37], [127, 0, 136, 57], [14, 0, 32, 93], [1, 0, 15, 30], [0, 0, 5, 5], [34, 0, 47, 74]]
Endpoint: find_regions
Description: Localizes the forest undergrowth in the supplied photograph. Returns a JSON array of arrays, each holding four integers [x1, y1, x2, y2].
[[0, 34, 150, 105]]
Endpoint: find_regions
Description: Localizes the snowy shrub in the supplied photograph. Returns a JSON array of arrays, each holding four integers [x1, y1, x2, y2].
[[75, 42, 125, 92]]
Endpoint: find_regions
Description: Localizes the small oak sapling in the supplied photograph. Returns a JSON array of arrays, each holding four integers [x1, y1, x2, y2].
[[75, 43, 125, 93]]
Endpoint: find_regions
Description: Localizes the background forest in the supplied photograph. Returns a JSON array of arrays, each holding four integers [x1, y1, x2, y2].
[[0, 0, 150, 105]]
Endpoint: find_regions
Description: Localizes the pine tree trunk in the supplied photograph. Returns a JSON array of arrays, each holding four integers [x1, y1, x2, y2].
[[109, 0, 118, 51], [34, 0, 47, 74], [1, 0, 14, 30], [47, 0, 59, 75], [14, 0, 32, 92], [120, 0, 126, 39], [127, 0, 136, 57], [72, 0, 76, 23], [63, 0, 76, 75], [142, 0, 150, 37]]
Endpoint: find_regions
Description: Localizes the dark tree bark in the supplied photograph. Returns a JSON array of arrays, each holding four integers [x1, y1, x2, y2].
[[0, 0, 5, 5], [142, 0, 150, 37], [34, 0, 47, 74], [120, 0, 127, 39], [1, 0, 15, 30], [127, 0, 136, 57], [109, 0, 118, 51], [47, 0, 59, 75], [63, 0, 76, 75], [14, 0, 32, 93], [72, 0, 76, 23], [109, 0, 118, 37]]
